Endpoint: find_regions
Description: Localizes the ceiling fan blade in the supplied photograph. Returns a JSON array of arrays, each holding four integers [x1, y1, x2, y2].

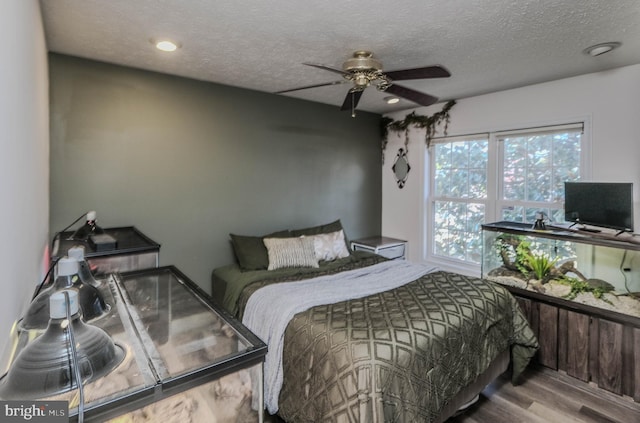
[[340, 89, 364, 112], [385, 65, 451, 81], [303, 62, 350, 76], [275, 80, 347, 94], [385, 84, 439, 107]]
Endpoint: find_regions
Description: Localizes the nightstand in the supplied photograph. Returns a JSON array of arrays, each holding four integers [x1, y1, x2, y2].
[[351, 236, 407, 260]]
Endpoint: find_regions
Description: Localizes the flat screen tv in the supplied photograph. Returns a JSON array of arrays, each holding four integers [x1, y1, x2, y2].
[[564, 182, 634, 233]]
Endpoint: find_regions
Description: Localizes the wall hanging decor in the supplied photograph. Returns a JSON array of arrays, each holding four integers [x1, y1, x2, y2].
[[392, 148, 411, 188], [380, 100, 456, 162]]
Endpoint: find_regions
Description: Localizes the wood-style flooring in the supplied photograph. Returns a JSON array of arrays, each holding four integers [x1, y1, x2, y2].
[[449, 365, 640, 423], [265, 365, 640, 423]]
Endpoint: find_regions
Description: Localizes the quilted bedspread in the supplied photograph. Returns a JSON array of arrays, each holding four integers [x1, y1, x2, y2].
[[237, 268, 538, 422]]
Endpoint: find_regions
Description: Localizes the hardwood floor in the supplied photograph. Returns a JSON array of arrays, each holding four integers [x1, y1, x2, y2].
[[449, 365, 640, 423], [264, 365, 640, 423]]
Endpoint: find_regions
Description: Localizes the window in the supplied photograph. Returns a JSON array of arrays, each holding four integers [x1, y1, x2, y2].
[[427, 124, 584, 270], [431, 136, 489, 264]]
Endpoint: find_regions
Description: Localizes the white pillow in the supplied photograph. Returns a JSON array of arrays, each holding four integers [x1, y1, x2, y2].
[[309, 229, 350, 262], [263, 236, 319, 270]]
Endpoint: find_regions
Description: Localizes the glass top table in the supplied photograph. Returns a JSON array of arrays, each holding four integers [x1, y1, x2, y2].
[[51, 226, 161, 260], [4, 266, 266, 422]]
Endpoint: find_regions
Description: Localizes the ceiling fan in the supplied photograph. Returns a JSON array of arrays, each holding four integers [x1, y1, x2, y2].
[[276, 51, 451, 116]]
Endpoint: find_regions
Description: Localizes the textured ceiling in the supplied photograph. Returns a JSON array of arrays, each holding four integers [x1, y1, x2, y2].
[[40, 0, 640, 114]]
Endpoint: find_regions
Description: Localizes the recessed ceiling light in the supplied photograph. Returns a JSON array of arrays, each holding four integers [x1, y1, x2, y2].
[[583, 42, 621, 57], [155, 40, 179, 52], [384, 96, 400, 104]]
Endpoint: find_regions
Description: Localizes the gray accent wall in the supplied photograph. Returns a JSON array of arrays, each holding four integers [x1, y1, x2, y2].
[[49, 54, 382, 293]]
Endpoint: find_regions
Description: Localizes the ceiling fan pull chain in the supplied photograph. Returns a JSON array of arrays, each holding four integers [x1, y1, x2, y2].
[[351, 91, 356, 118]]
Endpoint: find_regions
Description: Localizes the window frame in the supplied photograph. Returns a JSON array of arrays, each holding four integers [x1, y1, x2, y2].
[[424, 120, 590, 276], [496, 123, 585, 224]]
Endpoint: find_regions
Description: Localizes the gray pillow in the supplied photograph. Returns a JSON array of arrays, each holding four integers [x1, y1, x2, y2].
[[290, 219, 344, 237], [290, 219, 350, 253], [230, 230, 290, 271]]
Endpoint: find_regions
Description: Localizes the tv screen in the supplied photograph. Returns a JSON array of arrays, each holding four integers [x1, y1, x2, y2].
[[564, 182, 634, 232]]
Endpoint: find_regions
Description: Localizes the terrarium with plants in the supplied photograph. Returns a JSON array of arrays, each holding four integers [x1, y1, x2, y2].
[[483, 232, 640, 318]]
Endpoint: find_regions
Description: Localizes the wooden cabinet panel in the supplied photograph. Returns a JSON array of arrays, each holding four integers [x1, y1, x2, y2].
[[634, 328, 640, 402], [597, 319, 623, 395], [557, 309, 567, 371], [537, 303, 558, 369], [515, 296, 535, 332], [622, 326, 640, 401], [565, 311, 589, 382], [515, 297, 530, 318], [589, 317, 599, 386], [506, 287, 640, 402]]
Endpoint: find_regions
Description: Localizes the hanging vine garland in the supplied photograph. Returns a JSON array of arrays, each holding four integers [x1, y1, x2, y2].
[[380, 100, 456, 160]]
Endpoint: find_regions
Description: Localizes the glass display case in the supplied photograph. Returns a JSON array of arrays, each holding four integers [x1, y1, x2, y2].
[[482, 221, 640, 403], [51, 226, 161, 275], [482, 221, 640, 318], [1, 266, 267, 422]]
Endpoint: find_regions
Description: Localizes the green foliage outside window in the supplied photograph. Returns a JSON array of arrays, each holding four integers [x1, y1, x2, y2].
[[431, 127, 583, 265]]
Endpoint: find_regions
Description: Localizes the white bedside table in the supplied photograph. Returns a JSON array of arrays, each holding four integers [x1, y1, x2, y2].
[[351, 236, 407, 260]]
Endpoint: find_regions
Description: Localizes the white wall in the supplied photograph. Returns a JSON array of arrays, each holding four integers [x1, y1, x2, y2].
[[382, 65, 640, 272], [0, 1, 49, 362]]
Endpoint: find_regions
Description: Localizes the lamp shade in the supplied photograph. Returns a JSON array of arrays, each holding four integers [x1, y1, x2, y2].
[[21, 257, 109, 330], [0, 290, 124, 399]]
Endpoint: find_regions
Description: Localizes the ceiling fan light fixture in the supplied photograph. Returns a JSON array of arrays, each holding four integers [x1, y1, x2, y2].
[[384, 96, 400, 104], [354, 74, 370, 87], [154, 39, 180, 52], [583, 42, 621, 57]]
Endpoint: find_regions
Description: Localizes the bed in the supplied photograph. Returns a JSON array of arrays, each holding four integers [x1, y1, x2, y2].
[[211, 221, 538, 422]]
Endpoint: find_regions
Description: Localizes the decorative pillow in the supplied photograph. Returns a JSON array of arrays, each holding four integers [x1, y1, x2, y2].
[[308, 230, 350, 262], [263, 236, 319, 271], [230, 230, 290, 271], [290, 219, 350, 252]]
